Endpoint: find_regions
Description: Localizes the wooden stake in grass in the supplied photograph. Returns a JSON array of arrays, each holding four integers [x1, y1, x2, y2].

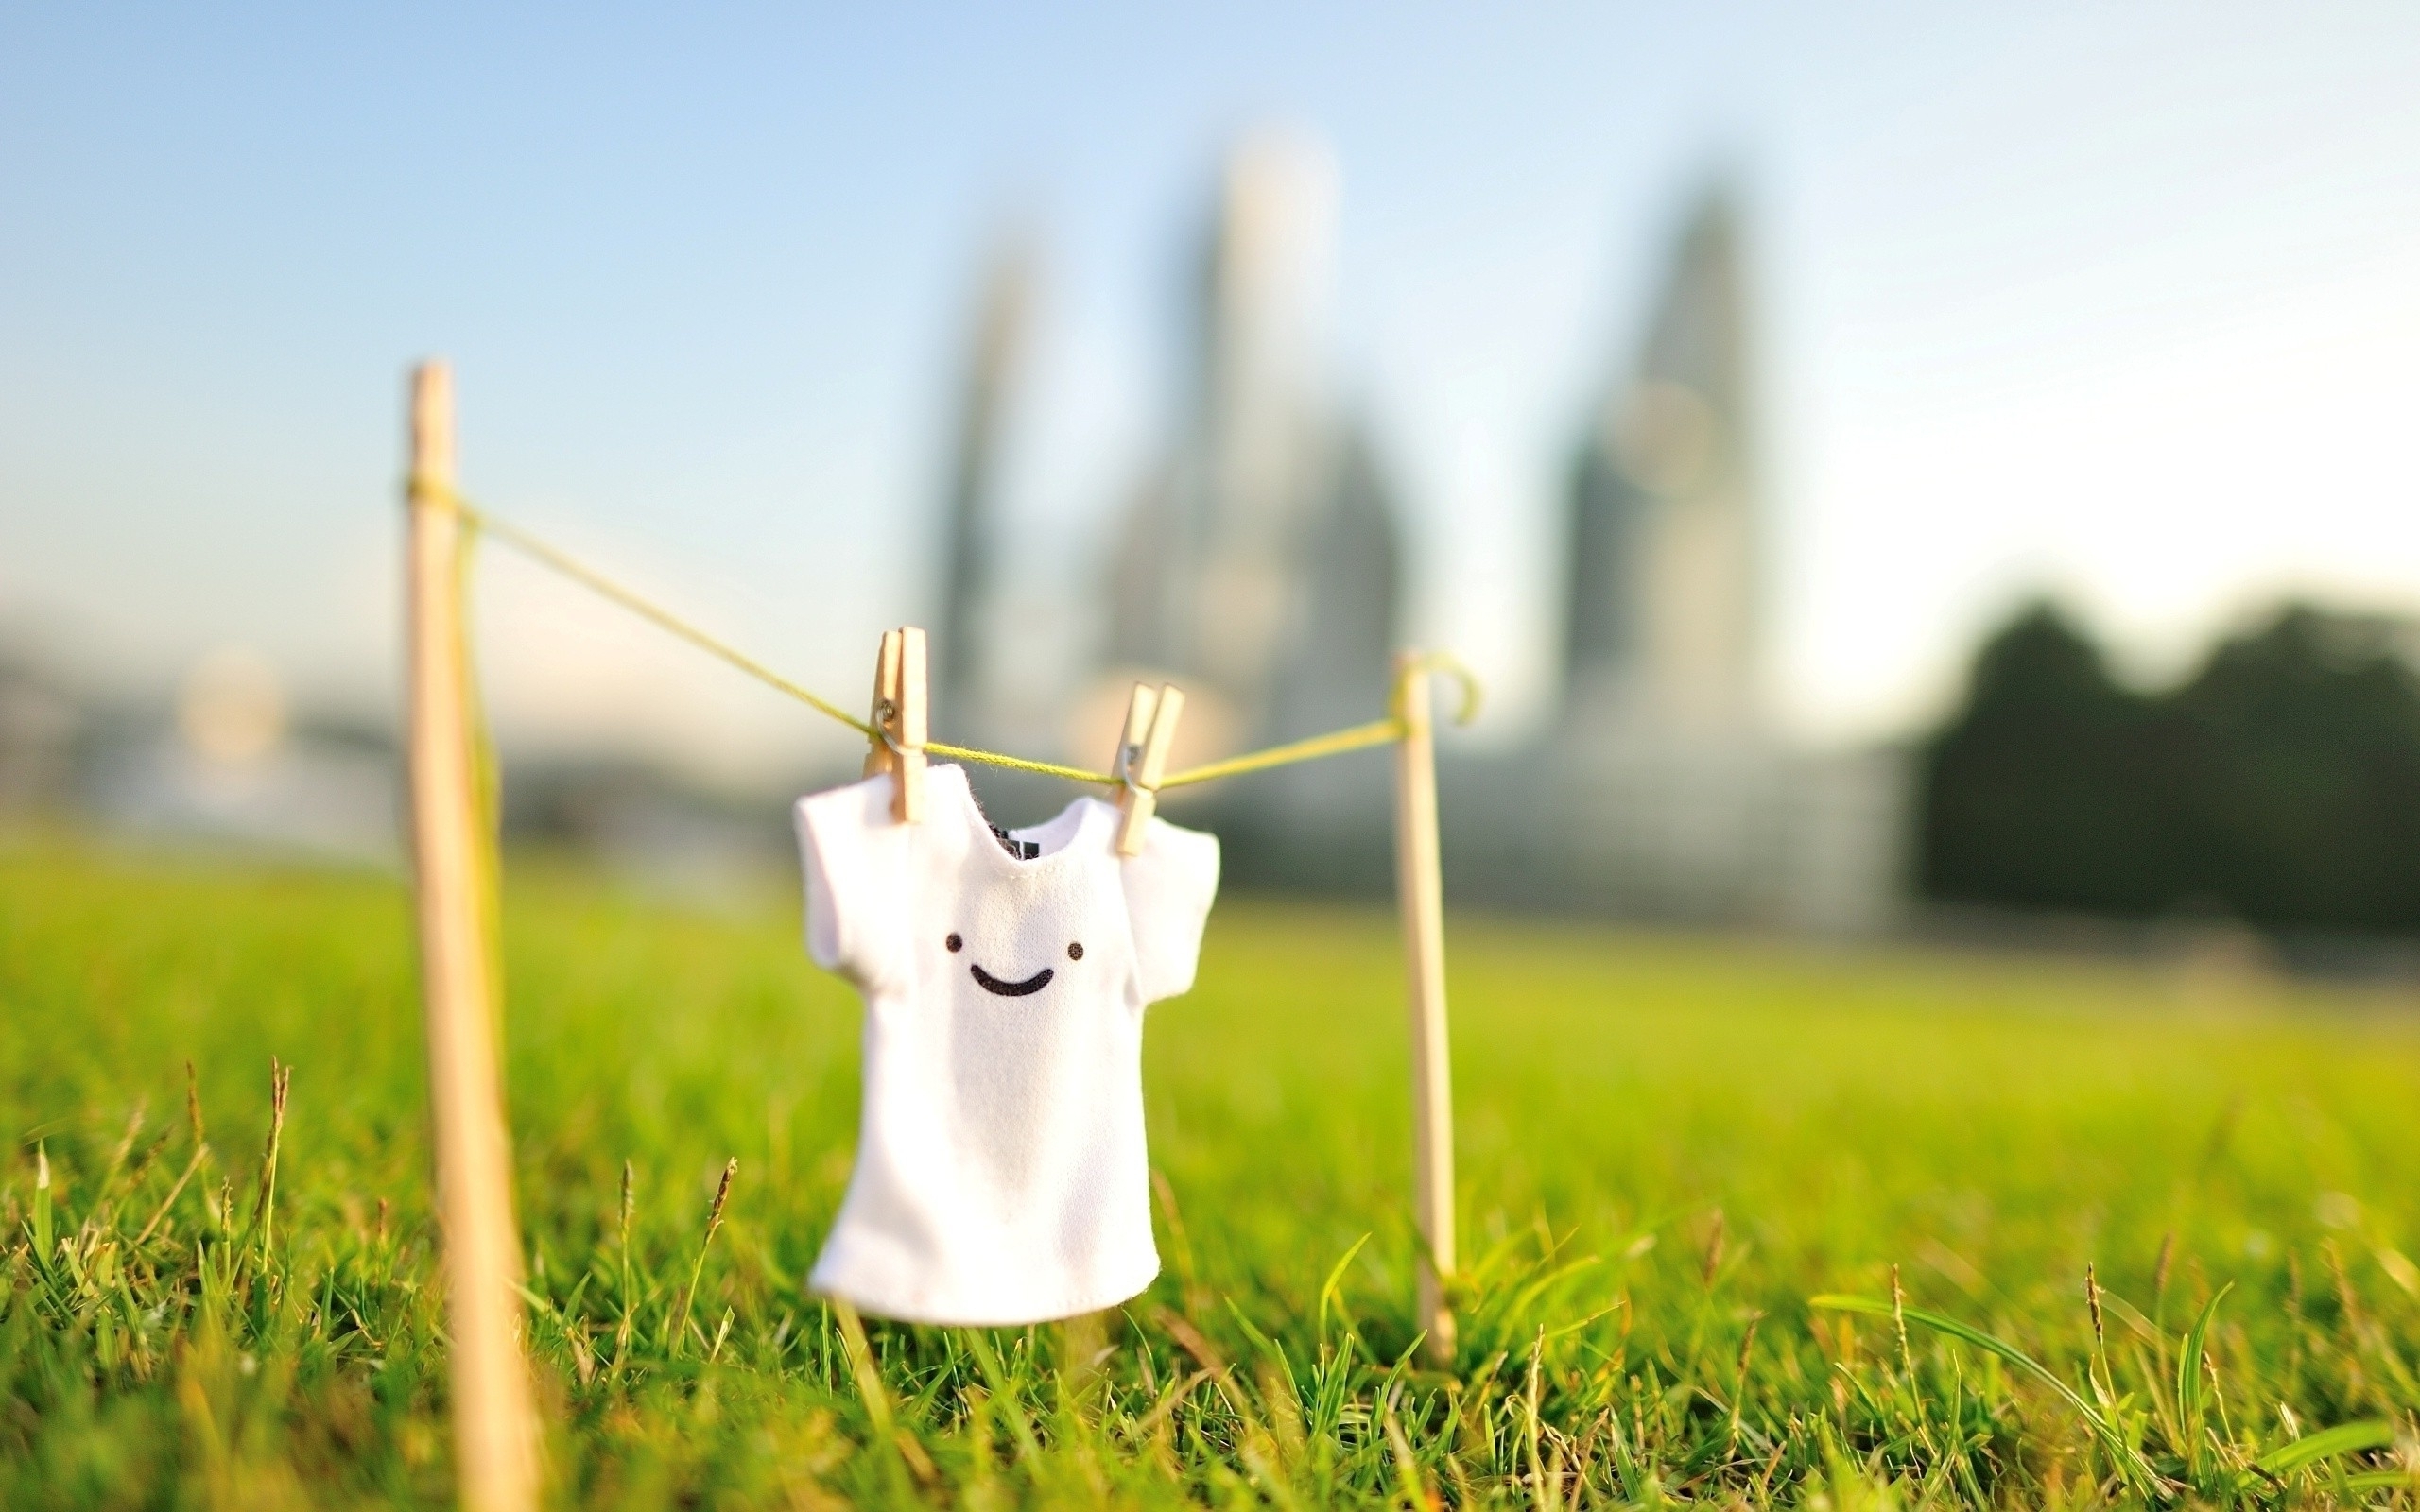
[[1392, 650, 1458, 1363], [406, 359, 539, 1512]]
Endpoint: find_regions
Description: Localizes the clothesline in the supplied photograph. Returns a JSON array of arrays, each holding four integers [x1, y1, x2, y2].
[[392, 367, 1468, 1511], [407, 478, 1478, 792]]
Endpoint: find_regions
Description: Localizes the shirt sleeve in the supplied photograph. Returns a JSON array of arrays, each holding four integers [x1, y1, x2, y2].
[[795, 774, 914, 995], [1120, 815, 1221, 1004]]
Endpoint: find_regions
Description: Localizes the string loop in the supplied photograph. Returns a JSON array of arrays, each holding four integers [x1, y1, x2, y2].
[[1391, 652, 1484, 728]]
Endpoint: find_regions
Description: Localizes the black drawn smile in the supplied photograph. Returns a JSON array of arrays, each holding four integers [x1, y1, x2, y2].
[[970, 963, 1054, 997]]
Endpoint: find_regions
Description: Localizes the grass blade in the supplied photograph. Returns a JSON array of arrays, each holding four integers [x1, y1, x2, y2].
[[669, 1158, 735, 1356], [1812, 1293, 2164, 1499], [2171, 1281, 2229, 1485], [1315, 1232, 1371, 1344], [30, 1142, 53, 1262], [2254, 1419, 2397, 1476]]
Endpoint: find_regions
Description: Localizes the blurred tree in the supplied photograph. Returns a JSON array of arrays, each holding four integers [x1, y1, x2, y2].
[[2169, 608, 2420, 933], [1921, 598, 2420, 935], [1920, 601, 2178, 914]]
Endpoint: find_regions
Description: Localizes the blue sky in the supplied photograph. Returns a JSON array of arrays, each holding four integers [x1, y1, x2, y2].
[[7, 4, 2420, 779]]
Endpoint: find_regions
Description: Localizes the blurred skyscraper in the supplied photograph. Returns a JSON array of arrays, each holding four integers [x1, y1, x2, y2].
[[932, 153, 1899, 924], [1087, 129, 1404, 884], [1104, 130, 1401, 756], [1449, 183, 1906, 931], [1564, 192, 1759, 736], [932, 230, 1037, 738]]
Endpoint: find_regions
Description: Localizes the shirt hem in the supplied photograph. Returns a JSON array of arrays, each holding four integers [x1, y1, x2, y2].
[[812, 1259, 1161, 1328]]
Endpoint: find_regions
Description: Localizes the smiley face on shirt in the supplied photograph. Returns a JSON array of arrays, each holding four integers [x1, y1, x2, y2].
[[947, 931, 1083, 997]]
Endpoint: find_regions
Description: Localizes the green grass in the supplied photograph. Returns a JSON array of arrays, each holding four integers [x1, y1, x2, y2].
[[7, 836, 2420, 1507]]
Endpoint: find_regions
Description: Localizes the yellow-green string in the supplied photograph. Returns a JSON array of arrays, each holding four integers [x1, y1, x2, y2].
[[407, 478, 1478, 793], [1157, 718, 1404, 788], [419, 481, 876, 738], [924, 742, 1115, 785]]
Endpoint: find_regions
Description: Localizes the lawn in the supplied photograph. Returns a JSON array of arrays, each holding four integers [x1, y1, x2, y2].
[[5, 837, 2420, 1507]]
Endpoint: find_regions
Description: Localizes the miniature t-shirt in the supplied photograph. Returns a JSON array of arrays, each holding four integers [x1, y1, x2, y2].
[[794, 762, 1220, 1326]]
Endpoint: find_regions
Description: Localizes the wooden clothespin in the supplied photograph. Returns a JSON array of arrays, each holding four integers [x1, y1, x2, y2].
[[862, 627, 928, 822], [1111, 680, 1184, 857]]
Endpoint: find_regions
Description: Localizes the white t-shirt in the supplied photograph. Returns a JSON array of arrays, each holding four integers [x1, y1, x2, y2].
[[794, 763, 1220, 1326]]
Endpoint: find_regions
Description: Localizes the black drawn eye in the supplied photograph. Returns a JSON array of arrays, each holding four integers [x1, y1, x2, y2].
[[1066, 941, 1083, 961], [945, 933, 963, 953]]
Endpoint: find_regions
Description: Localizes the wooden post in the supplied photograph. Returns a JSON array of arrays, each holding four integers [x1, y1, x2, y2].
[[406, 361, 539, 1512], [1392, 651, 1458, 1363]]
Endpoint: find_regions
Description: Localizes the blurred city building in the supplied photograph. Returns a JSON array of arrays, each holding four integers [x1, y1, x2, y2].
[[14, 140, 1909, 932], [932, 129, 1407, 884], [1562, 193, 1759, 736], [1098, 131, 1399, 747], [1446, 186, 1908, 931], [1092, 129, 1404, 885], [0, 641, 401, 863], [933, 147, 1905, 923], [0, 646, 82, 816], [931, 229, 1039, 741]]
